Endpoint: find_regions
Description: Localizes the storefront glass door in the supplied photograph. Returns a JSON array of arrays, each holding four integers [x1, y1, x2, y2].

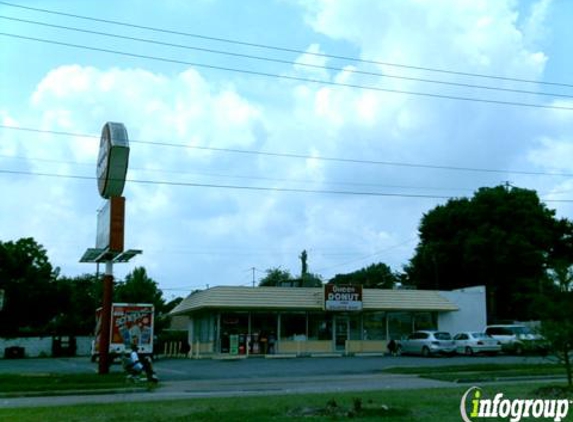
[[334, 316, 348, 351]]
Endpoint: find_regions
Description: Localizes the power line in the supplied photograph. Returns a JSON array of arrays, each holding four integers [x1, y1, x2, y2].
[[0, 168, 454, 199], [316, 238, 418, 274], [3, 124, 573, 178], [1, 168, 572, 203], [2, 32, 573, 112], [2, 15, 571, 100], [1, 0, 572, 89], [0, 153, 477, 194]]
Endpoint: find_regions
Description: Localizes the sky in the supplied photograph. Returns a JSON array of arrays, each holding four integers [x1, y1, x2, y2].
[[1, 0, 573, 299]]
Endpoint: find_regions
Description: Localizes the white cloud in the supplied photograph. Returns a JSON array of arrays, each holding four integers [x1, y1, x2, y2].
[[293, 43, 330, 78], [2, 0, 572, 291]]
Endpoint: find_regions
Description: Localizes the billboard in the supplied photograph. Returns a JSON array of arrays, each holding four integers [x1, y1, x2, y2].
[[324, 284, 363, 311]]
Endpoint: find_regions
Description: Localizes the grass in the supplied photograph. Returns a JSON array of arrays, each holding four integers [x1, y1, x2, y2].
[[0, 373, 140, 395], [0, 382, 570, 422], [383, 363, 565, 382]]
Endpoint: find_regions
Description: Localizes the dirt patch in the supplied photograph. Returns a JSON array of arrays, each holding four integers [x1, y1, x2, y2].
[[531, 385, 573, 399], [287, 397, 409, 419]]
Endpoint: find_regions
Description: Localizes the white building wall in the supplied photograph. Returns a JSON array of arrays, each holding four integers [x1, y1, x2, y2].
[[0, 336, 93, 358], [438, 286, 487, 334]]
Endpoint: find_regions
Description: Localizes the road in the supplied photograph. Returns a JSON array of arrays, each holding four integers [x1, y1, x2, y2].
[[0, 354, 553, 408]]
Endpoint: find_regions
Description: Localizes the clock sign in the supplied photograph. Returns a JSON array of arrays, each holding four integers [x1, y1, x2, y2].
[[97, 122, 130, 198]]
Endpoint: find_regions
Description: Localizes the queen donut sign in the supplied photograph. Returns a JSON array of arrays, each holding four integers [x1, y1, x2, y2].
[[97, 122, 130, 198]]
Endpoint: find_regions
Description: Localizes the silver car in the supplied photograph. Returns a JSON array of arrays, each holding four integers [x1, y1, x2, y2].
[[398, 331, 456, 357], [453, 332, 502, 355]]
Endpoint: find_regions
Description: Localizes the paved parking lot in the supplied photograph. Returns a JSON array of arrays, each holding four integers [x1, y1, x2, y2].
[[0, 354, 549, 381]]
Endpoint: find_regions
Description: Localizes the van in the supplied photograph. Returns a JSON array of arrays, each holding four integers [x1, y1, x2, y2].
[[484, 325, 547, 355]]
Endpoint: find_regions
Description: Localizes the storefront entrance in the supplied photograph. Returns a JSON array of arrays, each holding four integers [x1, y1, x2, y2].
[[334, 316, 348, 351]]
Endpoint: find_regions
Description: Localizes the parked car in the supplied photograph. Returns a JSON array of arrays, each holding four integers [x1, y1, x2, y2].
[[398, 331, 456, 357], [484, 325, 548, 355], [453, 332, 502, 356]]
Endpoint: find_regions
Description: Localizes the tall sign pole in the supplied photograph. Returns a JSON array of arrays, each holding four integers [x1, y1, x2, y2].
[[80, 122, 140, 375]]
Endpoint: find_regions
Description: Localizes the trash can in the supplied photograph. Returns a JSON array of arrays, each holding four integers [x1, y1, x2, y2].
[[4, 346, 25, 359]]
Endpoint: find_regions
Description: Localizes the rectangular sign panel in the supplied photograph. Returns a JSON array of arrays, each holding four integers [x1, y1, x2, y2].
[[324, 284, 363, 311], [96, 196, 125, 252], [94, 303, 154, 355]]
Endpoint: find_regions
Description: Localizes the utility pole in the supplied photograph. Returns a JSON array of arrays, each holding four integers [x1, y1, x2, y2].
[[252, 267, 256, 287]]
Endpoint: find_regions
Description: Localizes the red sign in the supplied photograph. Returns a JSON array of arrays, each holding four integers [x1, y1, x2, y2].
[[324, 284, 363, 311]]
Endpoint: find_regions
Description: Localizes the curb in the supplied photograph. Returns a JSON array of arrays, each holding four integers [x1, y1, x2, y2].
[[454, 375, 566, 384], [0, 386, 151, 399]]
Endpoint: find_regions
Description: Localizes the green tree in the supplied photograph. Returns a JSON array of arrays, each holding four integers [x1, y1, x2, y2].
[[115, 267, 170, 334], [258, 267, 293, 287], [114, 267, 164, 310], [300, 250, 308, 277], [0, 238, 59, 335], [49, 273, 101, 335], [300, 272, 323, 287], [406, 186, 570, 321], [330, 263, 398, 288], [537, 291, 573, 388]]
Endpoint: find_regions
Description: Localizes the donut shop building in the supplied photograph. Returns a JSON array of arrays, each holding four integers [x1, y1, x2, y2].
[[170, 285, 486, 357]]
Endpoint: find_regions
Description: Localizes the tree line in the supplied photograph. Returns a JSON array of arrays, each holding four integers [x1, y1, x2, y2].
[[2, 185, 572, 335], [0, 237, 180, 337], [259, 186, 573, 321]]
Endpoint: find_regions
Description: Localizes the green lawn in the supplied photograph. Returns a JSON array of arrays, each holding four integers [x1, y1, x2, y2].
[[0, 373, 140, 395], [383, 363, 566, 382], [1, 383, 570, 422]]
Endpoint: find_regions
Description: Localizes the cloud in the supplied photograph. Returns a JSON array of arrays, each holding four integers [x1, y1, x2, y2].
[[2, 0, 572, 291]]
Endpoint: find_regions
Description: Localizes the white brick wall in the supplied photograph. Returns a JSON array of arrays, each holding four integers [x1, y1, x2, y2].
[[0, 336, 93, 358]]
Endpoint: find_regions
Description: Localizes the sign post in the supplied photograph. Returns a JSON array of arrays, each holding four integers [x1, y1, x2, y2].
[[80, 122, 141, 375]]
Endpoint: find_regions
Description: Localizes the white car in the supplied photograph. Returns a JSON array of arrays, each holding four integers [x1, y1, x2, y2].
[[398, 331, 456, 357], [453, 332, 502, 355]]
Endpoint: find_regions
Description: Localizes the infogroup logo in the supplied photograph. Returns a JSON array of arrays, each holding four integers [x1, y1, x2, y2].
[[460, 387, 571, 422]]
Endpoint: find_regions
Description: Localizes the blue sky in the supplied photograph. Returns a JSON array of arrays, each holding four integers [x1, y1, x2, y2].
[[1, 0, 573, 298]]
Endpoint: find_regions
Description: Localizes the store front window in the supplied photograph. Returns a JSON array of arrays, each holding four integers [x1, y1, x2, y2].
[[308, 313, 332, 340], [250, 313, 277, 354], [220, 313, 248, 354], [363, 312, 386, 340], [413, 312, 437, 331], [387, 312, 413, 341], [349, 314, 362, 340], [280, 313, 307, 341], [193, 314, 213, 342]]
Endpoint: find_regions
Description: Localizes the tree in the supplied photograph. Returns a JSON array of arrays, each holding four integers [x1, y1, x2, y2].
[[49, 273, 101, 335], [330, 263, 398, 288], [537, 291, 573, 388], [406, 186, 571, 321], [300, 250, 308, 277], [0, 238, 59, 335], [259, 267, 293, 287], [114, 267, 164, 311], [300, 272, 323, 287]]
